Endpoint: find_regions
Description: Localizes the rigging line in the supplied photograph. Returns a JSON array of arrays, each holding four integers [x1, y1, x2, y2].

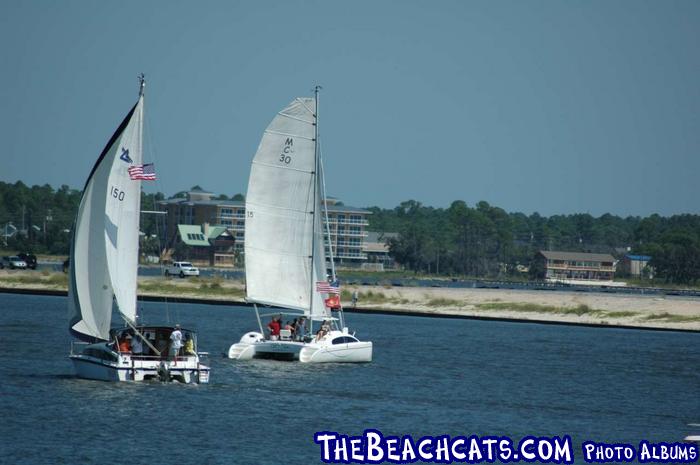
[[319, 147, 337, 282], [277, 112, 315, 125], [264, 129, 314, 141], [142, 96, 171, 321]]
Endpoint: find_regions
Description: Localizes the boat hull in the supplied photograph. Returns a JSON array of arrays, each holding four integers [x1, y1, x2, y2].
[[299, 341, 373, 363], [71, 355, 210, 383], [228, 331, 372, 363], [70, 341, 209, 383], [228, 335, 304, 361]]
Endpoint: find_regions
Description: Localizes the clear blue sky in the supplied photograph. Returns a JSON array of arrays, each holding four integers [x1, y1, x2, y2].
[[1, 0, 698, 217]]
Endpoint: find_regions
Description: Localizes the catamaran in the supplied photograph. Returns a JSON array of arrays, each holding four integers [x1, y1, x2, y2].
[[68, 75, 210, 383], [227, 87, 372, 363]]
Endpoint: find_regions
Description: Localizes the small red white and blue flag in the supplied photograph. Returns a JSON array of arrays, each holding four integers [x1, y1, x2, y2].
[[128, 163, 157, 181], [316, 280, 340, 295]]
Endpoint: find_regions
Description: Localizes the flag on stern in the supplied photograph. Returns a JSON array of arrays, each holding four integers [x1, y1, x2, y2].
[[128, 163, 157, 181], [316, 281, 340, 294], [324, 295, 341, 309]]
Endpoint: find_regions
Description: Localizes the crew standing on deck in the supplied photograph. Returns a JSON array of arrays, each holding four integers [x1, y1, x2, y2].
[[170, 324, 183, 365], [131, 330, 143, 356]]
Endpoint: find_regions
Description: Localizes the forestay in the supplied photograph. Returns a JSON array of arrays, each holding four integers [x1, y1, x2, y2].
[[245, 97, 329, 319], [68, 96, 144, 341]]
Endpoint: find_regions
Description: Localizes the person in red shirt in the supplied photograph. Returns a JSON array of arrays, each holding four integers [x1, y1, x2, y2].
[[118, 336, 131, 353], [267, 316, 281, 340]]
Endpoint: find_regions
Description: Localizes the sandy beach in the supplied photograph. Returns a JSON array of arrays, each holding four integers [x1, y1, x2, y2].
[[2, 270, 699, 331], [342, 284, 700, 331]]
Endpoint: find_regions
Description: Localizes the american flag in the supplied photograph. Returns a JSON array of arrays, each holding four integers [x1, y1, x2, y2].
[[128, 163, 157, 181], [316, 280, 340, 295]]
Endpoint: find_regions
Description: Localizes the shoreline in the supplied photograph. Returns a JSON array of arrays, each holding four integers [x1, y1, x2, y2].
[[3, 278, 700, 334]]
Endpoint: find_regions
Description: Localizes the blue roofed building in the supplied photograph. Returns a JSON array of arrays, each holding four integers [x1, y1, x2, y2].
[[620, 254, 653, 278]]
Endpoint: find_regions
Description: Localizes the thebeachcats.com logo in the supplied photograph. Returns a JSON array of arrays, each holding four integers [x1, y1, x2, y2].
[[314, 430, 699, 464]]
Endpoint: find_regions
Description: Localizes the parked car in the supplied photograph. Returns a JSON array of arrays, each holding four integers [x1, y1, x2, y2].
[[165, 261, 200, 278], [17, 253, 37, 270], [1, 256, 28, 270]]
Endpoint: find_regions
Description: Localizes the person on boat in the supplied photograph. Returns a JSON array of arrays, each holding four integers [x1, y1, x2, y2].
[[294, 317, 306, 341], [315, 320, 331, 342], [118, 335, 131, 353], [183, 333, 195, 355], [267, 316, 281, 340], [284, 320, 295, 335], [155, 333, 168, 358], [130, 331, 144, 356], [169, 324, 183, 365]]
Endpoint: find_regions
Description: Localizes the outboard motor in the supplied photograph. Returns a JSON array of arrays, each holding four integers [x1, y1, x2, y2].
[[157, 362, 170, 382]]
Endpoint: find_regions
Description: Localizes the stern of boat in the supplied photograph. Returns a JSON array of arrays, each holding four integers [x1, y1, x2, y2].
[[70, 341, 209, 384], [228, 331, 264, 360]]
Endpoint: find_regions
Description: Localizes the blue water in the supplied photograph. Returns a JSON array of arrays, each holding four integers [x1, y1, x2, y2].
[[1, 292, 698, 464]]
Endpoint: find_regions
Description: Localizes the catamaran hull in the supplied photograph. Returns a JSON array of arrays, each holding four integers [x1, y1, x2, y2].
[[227, 332, 372, 363], [228, 337, 304, 361], [299, 341, 373, 363], [70, 355, 210, 384]]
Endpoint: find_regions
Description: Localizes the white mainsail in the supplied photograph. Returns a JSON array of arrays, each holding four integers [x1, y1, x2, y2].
[[245, 97, 329, 320], [69, 95, 144, 341]]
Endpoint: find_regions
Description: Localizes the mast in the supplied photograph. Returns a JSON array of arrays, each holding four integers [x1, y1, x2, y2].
[[308, 86, 321, 331], [125, 73, 145, 324], [138, 73, 145, 97]]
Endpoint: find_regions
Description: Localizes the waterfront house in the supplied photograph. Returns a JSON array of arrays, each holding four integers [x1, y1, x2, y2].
[[534, 250, 618, 284], [169, 223, 236, 267]]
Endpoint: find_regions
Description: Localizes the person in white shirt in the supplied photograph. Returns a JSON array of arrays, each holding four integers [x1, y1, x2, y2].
[[169, 324, 183, 365], [131, 332, 144, 356]]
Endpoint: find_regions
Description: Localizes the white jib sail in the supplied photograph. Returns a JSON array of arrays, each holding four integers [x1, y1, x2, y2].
[[245, 97, 330, 319], [68, 96, 143, 341]]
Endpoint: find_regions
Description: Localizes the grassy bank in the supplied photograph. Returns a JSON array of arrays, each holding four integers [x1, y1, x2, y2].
[[138, 276, 245, 300], [2, 271, 699, 330], [0, 271, 246, 302]]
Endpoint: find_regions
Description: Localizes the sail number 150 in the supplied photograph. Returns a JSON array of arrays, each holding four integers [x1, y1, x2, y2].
[[110, 186, 125, 201]]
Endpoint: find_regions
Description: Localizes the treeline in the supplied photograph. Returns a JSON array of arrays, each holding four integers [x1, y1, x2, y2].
[[0, 182, 247, 256], [2, 181, 698, 284], [0, 181, 164, 255], [368, 200, 700, 285]]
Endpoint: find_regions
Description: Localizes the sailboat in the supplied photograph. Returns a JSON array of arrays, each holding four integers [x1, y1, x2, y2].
[[68, 75, 210, 383], [227, 87, 372, 363]]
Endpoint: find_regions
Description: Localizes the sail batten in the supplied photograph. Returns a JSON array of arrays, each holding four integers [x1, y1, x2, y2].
[[251, 160, 315, 174], [276, 112, 315, 124], [264, 129, 315, 140], [68, 95, 144, 342], [245, 97, 330, 319]]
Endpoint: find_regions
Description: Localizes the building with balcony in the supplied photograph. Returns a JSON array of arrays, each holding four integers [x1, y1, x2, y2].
[[158, 189, 370, 267], [534, 250, 617, 284], [322, 197, 370, 266], [362, 231, 398, 271]]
